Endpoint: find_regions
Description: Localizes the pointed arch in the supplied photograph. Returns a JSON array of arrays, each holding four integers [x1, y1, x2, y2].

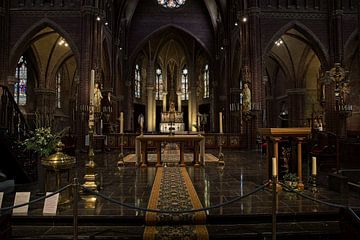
[[9, 18, 80, 72], [263, 21, 329, 69]]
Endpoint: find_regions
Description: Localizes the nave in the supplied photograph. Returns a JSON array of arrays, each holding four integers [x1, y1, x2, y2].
[[2, 150, 359, 239]]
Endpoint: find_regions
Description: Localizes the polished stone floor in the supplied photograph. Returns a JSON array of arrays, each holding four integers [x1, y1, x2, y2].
[[3, 149, 360, 239]]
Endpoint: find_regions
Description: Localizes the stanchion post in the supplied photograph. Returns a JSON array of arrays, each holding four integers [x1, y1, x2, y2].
[[272, 158, 277, 240], [118, 133, 125, 167], [218, 134, 225, 167], [73, 178, 79, 240]]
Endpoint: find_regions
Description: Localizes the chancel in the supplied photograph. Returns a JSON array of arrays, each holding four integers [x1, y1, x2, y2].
[[0, 1, 360, 239]]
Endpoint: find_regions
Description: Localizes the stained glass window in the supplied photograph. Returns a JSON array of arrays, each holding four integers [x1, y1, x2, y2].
[[14, 56, 27, 106], [155, 67, 163, 100], [134, 64, 141, 98], [56, 71, 61, 108], [158, 0, 186, 8], [204, 64, 209, 98], [181, 67, 188, 100]]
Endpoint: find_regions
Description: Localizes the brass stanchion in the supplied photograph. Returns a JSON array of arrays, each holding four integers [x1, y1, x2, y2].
[[118, 133, 125, 167], [218, 134, 225, 167], [82, 101, 98, 191], [73, 178, 79, 240]]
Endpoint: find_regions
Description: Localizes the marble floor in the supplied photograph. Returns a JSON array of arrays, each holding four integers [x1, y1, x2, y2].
[[3, 149, 360, 239]]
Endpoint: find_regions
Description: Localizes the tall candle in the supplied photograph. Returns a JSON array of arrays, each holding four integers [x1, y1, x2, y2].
[[272, 157, 277, 177], [219, 112, 223, 133], [120, 112, 124, 134], [90, 69, 95, 103], [312, 156, 317, 176]]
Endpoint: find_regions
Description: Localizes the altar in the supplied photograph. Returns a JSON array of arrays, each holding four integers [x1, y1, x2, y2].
[[160, 101, 185, 133], [135, 134, 205, 167]]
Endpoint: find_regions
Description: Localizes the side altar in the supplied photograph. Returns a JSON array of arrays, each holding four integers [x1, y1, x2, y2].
[[160, 102, 185, 133]]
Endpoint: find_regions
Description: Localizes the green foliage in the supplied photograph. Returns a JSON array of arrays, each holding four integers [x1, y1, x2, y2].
[[22, 127, 62, 157], [283, 172, 298, 182]]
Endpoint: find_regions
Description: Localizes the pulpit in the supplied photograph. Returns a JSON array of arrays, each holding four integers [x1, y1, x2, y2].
[[258, 128, 311, 190]]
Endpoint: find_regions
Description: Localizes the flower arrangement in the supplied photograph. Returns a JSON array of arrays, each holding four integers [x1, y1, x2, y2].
[[22, 127, 61, 158]]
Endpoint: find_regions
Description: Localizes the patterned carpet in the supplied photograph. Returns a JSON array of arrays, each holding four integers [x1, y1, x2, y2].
[[143, 167, 208, 240]]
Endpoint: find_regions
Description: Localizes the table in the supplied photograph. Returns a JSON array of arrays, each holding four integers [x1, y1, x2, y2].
[[135, 134, 205, 167], [258, 128, 311, 190]]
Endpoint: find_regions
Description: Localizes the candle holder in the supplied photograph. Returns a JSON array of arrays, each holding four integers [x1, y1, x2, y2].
[[117, 133, 125, 167], [218, 134, 225, 167], [82, 103, 98, 192], [311, 174, 318, 193]]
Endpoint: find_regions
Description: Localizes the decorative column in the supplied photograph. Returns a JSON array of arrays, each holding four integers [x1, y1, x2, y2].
[[296, 137, 305, 190], [162, 92, 167, 112], [177, 92, 182, 112]]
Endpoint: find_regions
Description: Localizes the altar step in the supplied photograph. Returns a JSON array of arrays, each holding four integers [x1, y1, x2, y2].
[[9, 212, 343, 239]]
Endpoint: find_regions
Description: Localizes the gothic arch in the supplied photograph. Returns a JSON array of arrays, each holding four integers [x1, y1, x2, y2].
[[263, 21, 329, 69], [9, 18, 80, 72], [129, 24, 211, 66]]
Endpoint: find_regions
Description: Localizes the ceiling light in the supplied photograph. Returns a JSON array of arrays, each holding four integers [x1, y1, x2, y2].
[[242, 17, 247, 22], [158, 0, 186, 8], [275, 39, 283, 46], [96, 16, 101, 21], [234, 22, 238, 26]]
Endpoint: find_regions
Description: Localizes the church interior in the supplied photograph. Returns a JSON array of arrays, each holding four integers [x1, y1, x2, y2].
[[0, 0, 360, 239]]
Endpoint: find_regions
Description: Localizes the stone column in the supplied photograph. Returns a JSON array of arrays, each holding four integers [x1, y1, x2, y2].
[[162, 92, 167, 112], [177, 92, 182, 112]]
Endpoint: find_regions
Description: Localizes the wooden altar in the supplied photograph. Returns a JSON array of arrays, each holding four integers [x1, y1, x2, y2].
[[135, 134, 205, 167], [258, 128, 311, 190]]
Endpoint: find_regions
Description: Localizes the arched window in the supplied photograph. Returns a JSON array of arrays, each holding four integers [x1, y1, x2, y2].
[[203, 64, 209, 98], [134, 64, 141, 98], [14, 56, 27, 106], [56, 71, 62, 108], [181, 67, 188, 100], [155, 67, 163, 100]]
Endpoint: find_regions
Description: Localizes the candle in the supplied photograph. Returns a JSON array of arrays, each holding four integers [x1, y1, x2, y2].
[[312, 156, 317, 176], [90, 70, 95, 104], [272, 157, 277, 177], [120, 112, 124, 134], [219, 112, 223, 133]]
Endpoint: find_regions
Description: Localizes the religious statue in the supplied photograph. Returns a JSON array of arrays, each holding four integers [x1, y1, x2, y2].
[[340, 82, 350, 105], [93, 83, 103, 112], [138, 113, 144, 133], [242, 83, 251, 113], [169, 101, 176, 112]]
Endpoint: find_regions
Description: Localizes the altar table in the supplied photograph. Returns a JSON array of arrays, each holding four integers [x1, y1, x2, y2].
[[135, 134, 205, 167]]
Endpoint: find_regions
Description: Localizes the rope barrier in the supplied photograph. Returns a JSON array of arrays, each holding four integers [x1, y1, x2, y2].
[[279, 182, 360, 209], [81, 181, 270, 214], [0, 184, 72, 212]]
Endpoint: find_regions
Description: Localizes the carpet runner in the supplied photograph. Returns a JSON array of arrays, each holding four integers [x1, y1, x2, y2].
[[143, 167, 208, 240]]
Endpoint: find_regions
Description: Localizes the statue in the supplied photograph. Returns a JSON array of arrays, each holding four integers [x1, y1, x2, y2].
[[93, 83, 103, 112], [329, 63, 346, 83], [169, 101, 176, 112], [138, 113, 144, 133], [242, 83, 251, 113]]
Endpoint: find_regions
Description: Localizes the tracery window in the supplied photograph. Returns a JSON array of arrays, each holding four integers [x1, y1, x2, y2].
[[14, 56, 27, 106], [203, 64, 209, 98], [134, 64, 141, 98], [158, 0, 186, 8], [155, 67, 163, 100], [181, 67, 188, 100]]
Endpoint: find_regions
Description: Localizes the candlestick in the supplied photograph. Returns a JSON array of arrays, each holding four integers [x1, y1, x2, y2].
[[120, 112, 124, 134], [312, 156, 317, 176], [219, 112, 223, 133], [90, 70, 95, 103], [272, 157, 277, 177]]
